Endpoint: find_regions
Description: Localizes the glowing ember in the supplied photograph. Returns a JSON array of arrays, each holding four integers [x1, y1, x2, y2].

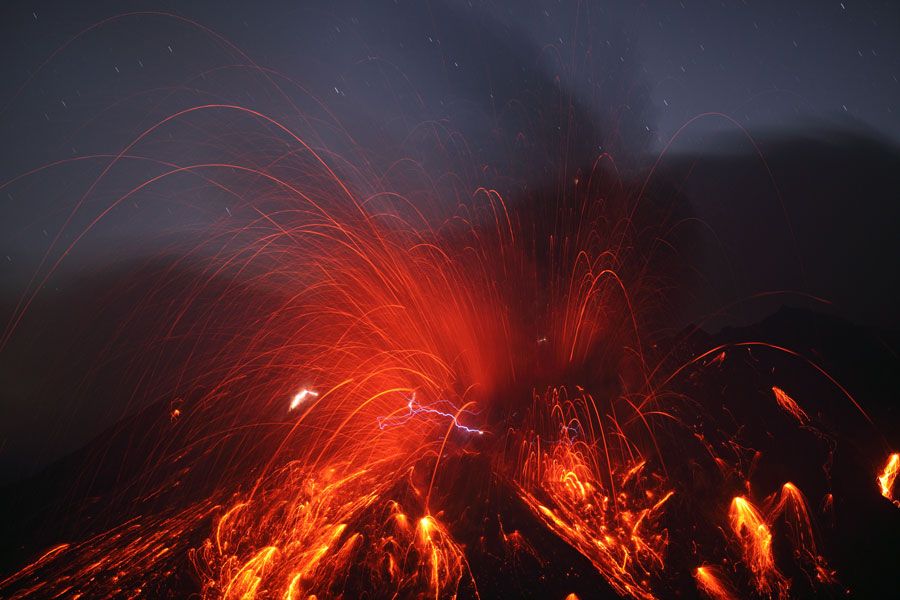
[[289, 388, 318, 412], [878, 453, 900, 505], [771, 386, 810, 424], [726, 482, 832, 598], [512, 389, 672, 600], [729, 495, 785, 596], [694, 565, 736, 600]]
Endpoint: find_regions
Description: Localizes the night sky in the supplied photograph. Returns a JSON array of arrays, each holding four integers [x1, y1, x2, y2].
[[4, 1, 899, 150], [1, 1, 898, 325]]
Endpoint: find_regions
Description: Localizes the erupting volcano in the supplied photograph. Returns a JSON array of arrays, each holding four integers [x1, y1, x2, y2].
[[1, 3, 899, 599]]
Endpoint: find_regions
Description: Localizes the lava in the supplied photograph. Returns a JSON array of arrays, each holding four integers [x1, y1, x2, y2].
[[878, 452, 900, 506], [771, 386, 810, 425], [511, 388, 672, 600], [694, 565, 736, 600], [729, 495, 786, 597]]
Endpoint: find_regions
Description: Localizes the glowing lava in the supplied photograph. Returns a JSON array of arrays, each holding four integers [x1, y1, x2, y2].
[[878, 452, 900, 506]]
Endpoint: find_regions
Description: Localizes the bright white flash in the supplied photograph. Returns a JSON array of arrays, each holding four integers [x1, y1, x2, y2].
[[289, 388, 318, 411]]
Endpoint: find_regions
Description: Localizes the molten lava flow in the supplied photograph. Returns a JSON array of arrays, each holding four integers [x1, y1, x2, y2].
[[878, 452, 900, 506]]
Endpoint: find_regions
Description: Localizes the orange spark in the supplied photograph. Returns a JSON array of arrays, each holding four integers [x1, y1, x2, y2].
[[694, 565, 736, 600], [705, 350, 726, 367], [289, 388, 318, 411], [878, 453, 900, 505], [771, 386, 809, 424], [728, 496, 786, 596]]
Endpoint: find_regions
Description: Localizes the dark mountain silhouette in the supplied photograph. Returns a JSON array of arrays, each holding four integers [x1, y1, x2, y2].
[[651, 125, 900, 333]]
